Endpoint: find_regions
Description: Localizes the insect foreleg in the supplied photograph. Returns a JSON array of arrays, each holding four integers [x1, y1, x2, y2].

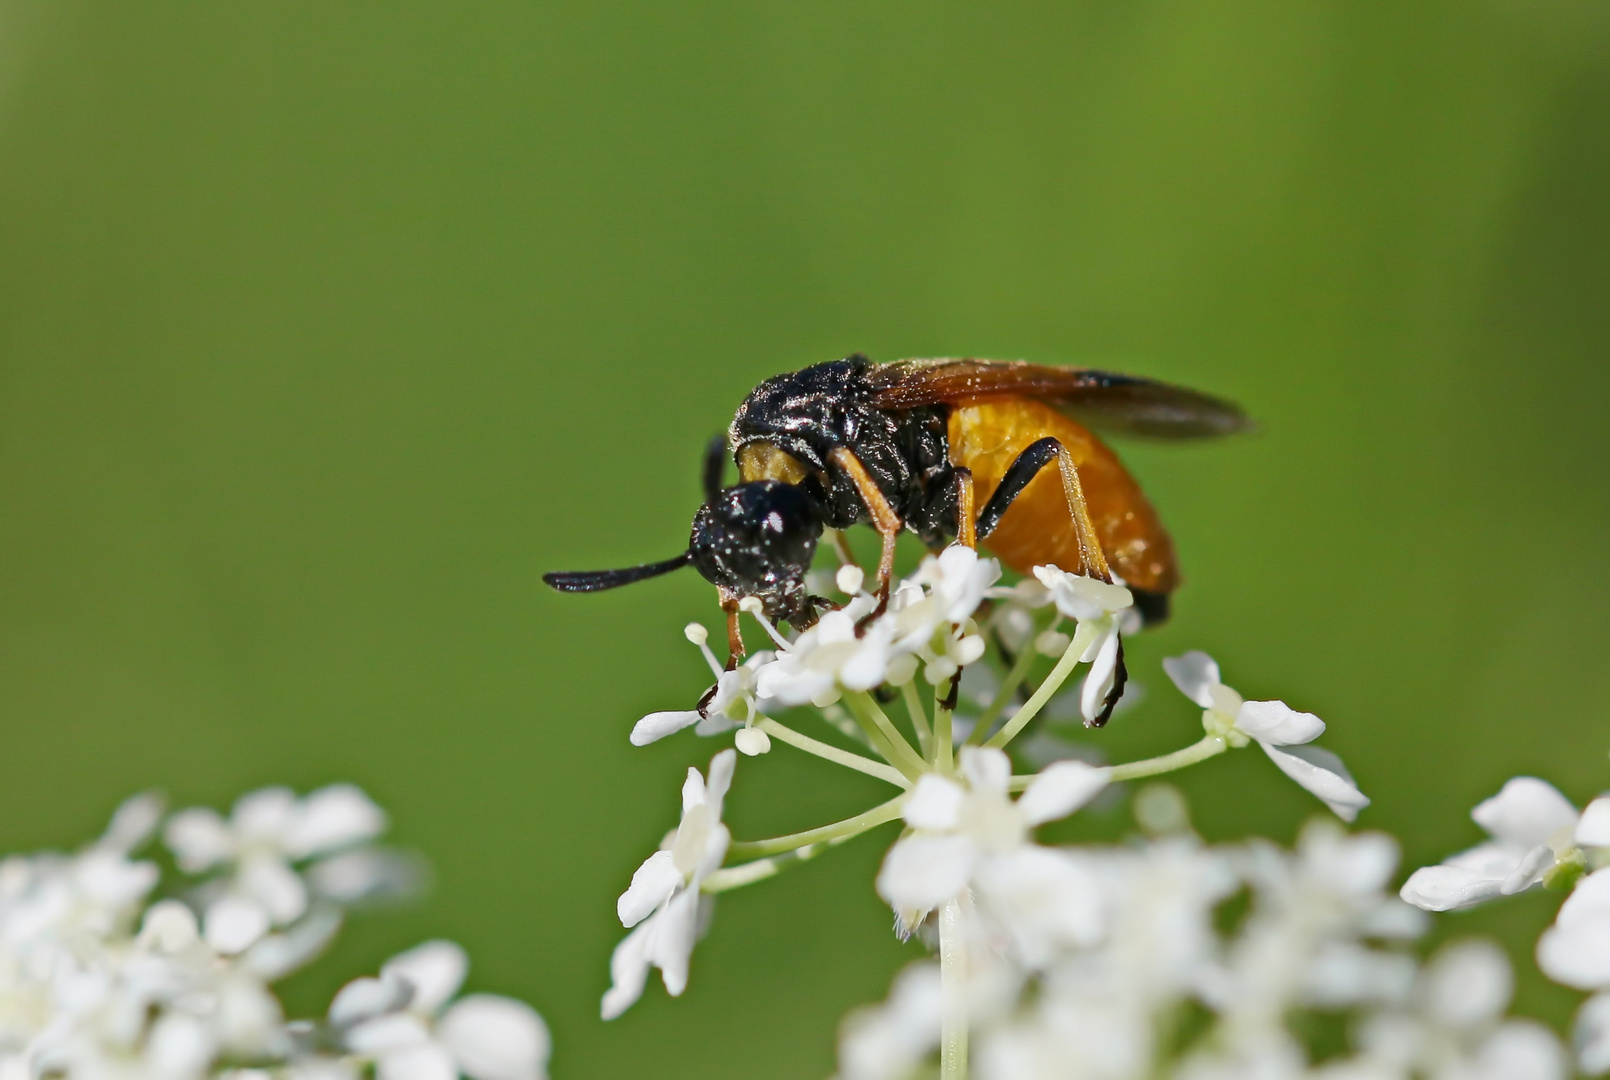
[[828, 447, 903, 609]]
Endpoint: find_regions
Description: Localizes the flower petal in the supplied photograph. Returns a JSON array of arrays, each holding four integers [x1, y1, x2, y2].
[[1161, 651, 1220, 709], [1078, 628, 1120, 726], [959, 747, 1011, 795], [1258, 742, 1369, 822], [600, 921, 653, 1020], [1424, 939, 1513, 1030], [617, 850, 681, 928], [649, 888, 701, 997], [1578, 797, 1610, 849], [438, 995, 551, 1080], [383, 940, 468, 1015], [164, 808, 235, 872], [903, 775, 964, 831], [1574, 992, 1610, 1076], [205, 896, 272, 955], [630, 711, 702, 746], [1400, 865, 1508, 912], [1236, 700, 1325, 745], [291, 784, 387, 857], [876, 834, 979, 911], [1526, 869, 1610, 991], [704, 749, 737, 820], [1018, 761, 1111, 826], [1472, 777, 1578, 848], [377, 1041, 459, 1080]]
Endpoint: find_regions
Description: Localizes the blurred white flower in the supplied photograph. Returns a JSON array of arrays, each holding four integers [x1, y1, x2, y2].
[[876, 748, 1109, 960], [1401, 778, 1583, 912], [1348, 940, 1567, 1080], [836, 963, 943, 1080], [1164, 651, 1370, 821], [1575, 992, 1610, 1075], [630, 622, 776, 745], [1032, 566, 1133, 725], [165, 785, 387, 954], [1537, 867, 1610, 991], [602, 750, 735, 1019], [336, 940, 550, 1080]]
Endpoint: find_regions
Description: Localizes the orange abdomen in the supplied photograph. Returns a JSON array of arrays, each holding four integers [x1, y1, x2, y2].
[[947, 397, 1179, 594]]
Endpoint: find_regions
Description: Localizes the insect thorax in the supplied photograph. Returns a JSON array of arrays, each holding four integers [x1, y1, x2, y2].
[[729, 356, 956, 543]]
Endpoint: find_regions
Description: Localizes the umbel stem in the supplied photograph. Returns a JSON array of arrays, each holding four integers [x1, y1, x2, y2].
[[940, 896, 969, 1080]]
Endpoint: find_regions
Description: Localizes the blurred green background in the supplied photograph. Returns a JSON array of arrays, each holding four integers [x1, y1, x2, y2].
[[3, 1, 1609, 1075]]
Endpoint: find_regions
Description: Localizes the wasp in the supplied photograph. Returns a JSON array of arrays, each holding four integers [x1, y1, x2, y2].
[[546, 355, 1246, 722]]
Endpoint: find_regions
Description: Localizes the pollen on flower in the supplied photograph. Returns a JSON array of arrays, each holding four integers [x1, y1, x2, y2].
[[837, 564, 866, 595], [684, 622, 709, 645]]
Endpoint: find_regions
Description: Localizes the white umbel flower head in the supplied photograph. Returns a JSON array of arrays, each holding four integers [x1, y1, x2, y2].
[[1400, 778, 1583, 912], [164, 785, 386, 954], [1163, 651, 1369, 821], [876, 748, 1109, 962], [602, 750, 736, 1019], [1537, 867, 1610, 991]]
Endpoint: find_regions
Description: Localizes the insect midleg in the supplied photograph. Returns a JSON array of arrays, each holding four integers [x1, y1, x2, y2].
[[828, 447, 902, 607], [975, 437, 1113, 583]]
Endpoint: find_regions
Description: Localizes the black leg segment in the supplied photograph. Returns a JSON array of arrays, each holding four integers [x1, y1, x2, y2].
[[975, 436, 1062, 541]]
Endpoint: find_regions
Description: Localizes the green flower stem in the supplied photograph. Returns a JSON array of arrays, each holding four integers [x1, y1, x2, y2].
[[755, 718, 911, 788], [964, 628, 1048, 745], [940, 897, 969, 1080], [934, 702, 955, 774], [1108, 734, 1227, 781], [983, 620, 1099, 751], [845, 691, 929, 780], [721, 793, 906, 863], [1006, 734, 1229, 791], [902, 680, 932, 757]]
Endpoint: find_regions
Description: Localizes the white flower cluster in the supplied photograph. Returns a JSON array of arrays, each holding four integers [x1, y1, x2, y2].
[[604, 540, 1385, 1080], [0, 787, 548, 1080], [840, 814, 1566, 1080], [1404, 768, 1610, 1075]]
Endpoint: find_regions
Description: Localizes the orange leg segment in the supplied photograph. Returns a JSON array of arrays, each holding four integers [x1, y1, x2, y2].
[[828, 448, 903, 606]]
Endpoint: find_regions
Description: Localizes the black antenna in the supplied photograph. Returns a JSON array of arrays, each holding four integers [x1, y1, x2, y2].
[[543, 552, 692, 593]]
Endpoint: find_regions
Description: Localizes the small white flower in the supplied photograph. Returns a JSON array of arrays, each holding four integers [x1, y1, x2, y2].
[[876, 748, 1109, 962], [602, 750, 735, 1019], [1032, 566, 1134, 725], [631, 623, 775, 746], [164, 785, 387, 954], [756, 595, 896, 707], [913, 544, 1001, 625], [1164, 651, 1370, 821], [1400, 778, 1582, 912], [337, 941, 549, 1080]]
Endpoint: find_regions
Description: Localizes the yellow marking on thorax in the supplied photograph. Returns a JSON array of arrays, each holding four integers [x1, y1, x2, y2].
[[737, 441, 810, 485]]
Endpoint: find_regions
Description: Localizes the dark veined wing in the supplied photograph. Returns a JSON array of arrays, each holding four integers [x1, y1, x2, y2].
[[865, 358, 1249, 439]]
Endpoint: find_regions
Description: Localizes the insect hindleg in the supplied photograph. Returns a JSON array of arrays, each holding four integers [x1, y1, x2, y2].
[[975, 437, 1113, 582], [828, 448, 903, 603]]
